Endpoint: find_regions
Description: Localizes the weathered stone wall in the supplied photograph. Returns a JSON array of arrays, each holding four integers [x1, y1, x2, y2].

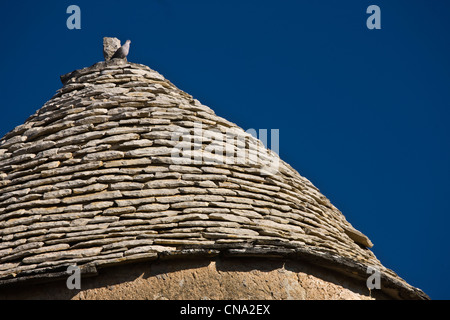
[[0, 257, 389, 300]]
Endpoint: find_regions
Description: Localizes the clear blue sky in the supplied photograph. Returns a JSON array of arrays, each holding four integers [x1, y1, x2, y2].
[[0, 0, 449, 299]]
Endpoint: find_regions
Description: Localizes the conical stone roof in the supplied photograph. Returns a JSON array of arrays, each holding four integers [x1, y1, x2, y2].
[[0, 58, 427, 299]]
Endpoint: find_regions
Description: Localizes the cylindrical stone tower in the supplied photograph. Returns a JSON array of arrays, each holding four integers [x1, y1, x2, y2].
[[0, 39, 428, 300]]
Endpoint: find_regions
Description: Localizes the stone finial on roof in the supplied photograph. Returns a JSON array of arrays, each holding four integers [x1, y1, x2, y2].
[[103, 37, 121, 61]]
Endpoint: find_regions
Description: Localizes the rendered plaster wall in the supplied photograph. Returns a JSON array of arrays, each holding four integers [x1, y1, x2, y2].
[[0, 258, 388, 300]]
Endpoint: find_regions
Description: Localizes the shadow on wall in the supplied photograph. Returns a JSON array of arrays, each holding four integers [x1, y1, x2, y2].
[[0, 257, 387, 300]]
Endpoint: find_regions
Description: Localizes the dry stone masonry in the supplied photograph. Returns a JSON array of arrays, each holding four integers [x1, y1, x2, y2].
[[0, 40, 428, 299], [103, 37, 121, 62]]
